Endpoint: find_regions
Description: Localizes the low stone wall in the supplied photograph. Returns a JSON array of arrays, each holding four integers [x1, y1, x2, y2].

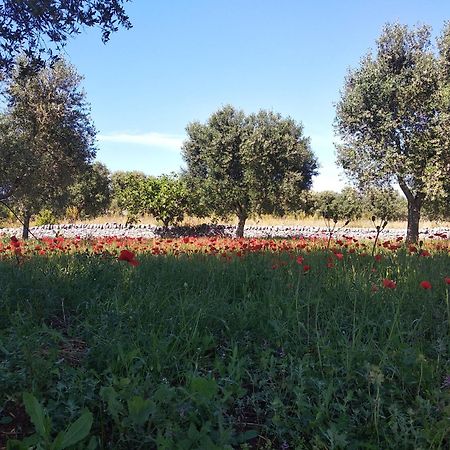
[[0, 222, 449, 240]]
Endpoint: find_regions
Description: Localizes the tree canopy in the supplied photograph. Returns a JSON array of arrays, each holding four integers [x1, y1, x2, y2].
[[0, 0, 132, 72], [182, 105, 318, 237], [335, 22, 450, 242]]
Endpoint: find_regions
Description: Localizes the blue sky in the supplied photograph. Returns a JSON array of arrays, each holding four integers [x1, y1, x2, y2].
[[64, 0, 450, 191]]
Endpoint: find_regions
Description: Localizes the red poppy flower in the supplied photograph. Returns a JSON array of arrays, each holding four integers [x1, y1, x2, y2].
[[382, 279, 397, 289], [10, 236, 20, 248], [303, 265, 311, 273], [445, 277, 450, 285], [334, 253, 344, 260], [420, 281, 432, 290], [118, 249, 139, 266], [296, 255, 304, 265]]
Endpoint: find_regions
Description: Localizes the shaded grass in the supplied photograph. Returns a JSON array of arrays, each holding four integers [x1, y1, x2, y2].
[[1, 245, 449, 449]]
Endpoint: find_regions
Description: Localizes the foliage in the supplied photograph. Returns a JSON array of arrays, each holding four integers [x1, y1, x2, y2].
[[111, 171, 149, 225], [182, 105, 318, 236], [361, 186, 408, 222], [111, 172, 191, 227], [144, 174, 190, 227], [313, 188, 363, 222], [0, 57, 96, 237], [6, 393, 94, 450], [35, 209, 58, 226], [0, 235, 449, 448], [0, 0, 132, 72], [65, 162, 112, 220], [335, 22, 450, 242]]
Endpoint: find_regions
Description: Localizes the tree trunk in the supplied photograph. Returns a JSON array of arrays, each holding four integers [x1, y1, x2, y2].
[[397, 177, 424, 244], [22, 211, 31, 240], [406, 198, 421, 244], [236, 212, 247, 238]]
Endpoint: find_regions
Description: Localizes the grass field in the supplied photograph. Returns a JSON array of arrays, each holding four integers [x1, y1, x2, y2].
[[1, 236, 449, 449]]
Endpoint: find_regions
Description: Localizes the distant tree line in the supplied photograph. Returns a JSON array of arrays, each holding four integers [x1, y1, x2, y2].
[[3, 162, 449, 232]]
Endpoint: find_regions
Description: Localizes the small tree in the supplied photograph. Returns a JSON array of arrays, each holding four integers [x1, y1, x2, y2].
[[66, 162, 112, 220], [145, 175, 189, 228], [362, 187, 408, 222], [335, 22, 450, 243], [111, 171, 147, 225], [182, 105, 318, 237], [313, 188, 362, 223]]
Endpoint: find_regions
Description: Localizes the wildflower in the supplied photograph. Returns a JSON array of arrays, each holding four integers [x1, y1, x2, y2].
[[296, 255, 304, 265], [420, 280, 432, 290], [10, 236, 20, 248], [118, 249, 139, 266], [374, 254, 382, 262], [420, 250, 431, 257], [445, 277, 450, 285], [382, 279, 396, 289], [303, 265, 311, 273], [334, 252, 344, 260]]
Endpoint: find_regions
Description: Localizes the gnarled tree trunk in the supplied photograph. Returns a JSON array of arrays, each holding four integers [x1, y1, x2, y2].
[[406, 198, 422, 244], [236, 209, 247, 238], [398, 177, 424, 244]]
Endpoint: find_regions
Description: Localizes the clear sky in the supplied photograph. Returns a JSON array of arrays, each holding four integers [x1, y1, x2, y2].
[[64, 0, 450, 191]]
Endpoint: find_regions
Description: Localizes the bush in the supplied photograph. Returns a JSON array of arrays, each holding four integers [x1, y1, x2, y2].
[[35, 209, 58, 226]]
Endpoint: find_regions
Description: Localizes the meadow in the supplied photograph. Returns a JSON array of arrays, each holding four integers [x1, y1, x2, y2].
[[0, 234, 449, 449]]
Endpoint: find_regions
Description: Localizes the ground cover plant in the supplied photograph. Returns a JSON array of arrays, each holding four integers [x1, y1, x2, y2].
[[0, 234, 449, 449]]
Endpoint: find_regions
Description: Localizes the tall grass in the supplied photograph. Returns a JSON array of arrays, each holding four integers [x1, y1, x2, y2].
[[0, 238, 449, 448]]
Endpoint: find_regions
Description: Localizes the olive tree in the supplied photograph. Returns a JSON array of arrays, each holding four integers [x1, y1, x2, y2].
[[182, 105, 318, 237], [0, 57, 96, 237], [335, 22, 450, 243]]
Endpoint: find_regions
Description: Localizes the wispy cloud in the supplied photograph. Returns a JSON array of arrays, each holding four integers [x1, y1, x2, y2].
[[98, 132, 184, 151]]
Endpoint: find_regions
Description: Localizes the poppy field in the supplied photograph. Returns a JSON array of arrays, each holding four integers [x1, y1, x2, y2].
[[1, 234, 450, 449]]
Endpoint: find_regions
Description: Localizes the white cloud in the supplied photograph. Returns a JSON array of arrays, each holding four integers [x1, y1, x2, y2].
[[98, 132, 184, 151]]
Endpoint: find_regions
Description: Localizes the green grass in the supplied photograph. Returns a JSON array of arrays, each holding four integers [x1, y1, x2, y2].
[[1, 242, 449, 449]]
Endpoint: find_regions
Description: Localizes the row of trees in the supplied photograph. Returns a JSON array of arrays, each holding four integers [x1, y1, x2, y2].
[[5, 162, 449, 233], [1, 7, 450, 242]]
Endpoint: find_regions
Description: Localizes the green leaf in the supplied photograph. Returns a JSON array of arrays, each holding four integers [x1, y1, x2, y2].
[[190, 377, 218, 400], [51, 431, 65, 450], [235, 430, 259, 444], [6, 439, 28, 450], [60, 411, 93, 449], [22, 392, 48, 438], [99, 386, 123, 422], [127, 396, 154, 426]]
